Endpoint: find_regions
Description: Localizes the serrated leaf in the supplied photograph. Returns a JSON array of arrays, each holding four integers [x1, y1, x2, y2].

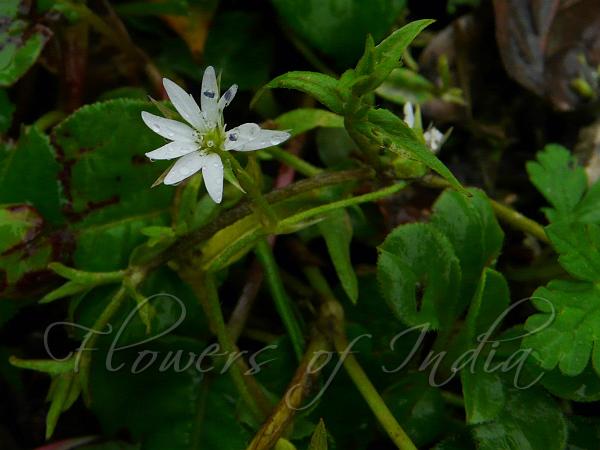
[[0, 127, 63, 223], [377, 223, 461, 329], [308, 419, 328, 450], [523, 279, 600, 376], [546, 221, 600, 281], [262, 71, 346, 114], [526, 144, 587, 222], [274, 108, 344, 137], [364, 108, 467, 194], [318, 209, 358, 303], [52, 99, 174, 271]]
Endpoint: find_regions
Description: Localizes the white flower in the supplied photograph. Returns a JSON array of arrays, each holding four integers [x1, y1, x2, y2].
[[403, 102, 444, 154], [141, 66, 291, 203]]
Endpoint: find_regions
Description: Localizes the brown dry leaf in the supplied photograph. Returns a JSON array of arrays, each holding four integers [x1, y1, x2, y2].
[[494, 0, 600, 110]]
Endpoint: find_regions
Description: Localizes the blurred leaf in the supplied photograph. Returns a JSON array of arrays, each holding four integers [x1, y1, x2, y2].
[[205, 11, 273, 90], [384, 372, 447, 446], [264, 71, 345, 114], [375, 68, 436, 105], [316, 127, 358, 167], [566, 416, 600, 449], [89, 336, 251, 450], [308, 419, 328, 450], [274, 108, 343, 137], [541, 364, 600, 402], [271, 0, 407, 67], [526, 145, 587, 222], [0, 127, 63, 223], [431, 188, 504, 308], [523, 279, 600, 376], [0, 89, 14, 132], [471, 386, 567, 450], [0, 1, 50, 87], [377, 223, 461, 329], [318, 209, 358, 303]]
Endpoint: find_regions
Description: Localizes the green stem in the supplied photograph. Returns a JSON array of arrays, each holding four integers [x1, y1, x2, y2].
[[266, 147, 323, 177], [490, 199, 548, 243], [77, 285, 128, 403], [227, 153, 279, 230], [335, 335, 417, 450], [200, 273, 265, 421], [306, 267, 417, 450], [278, 182, 407, 230], [255, 239, 305, 360], [34, 110, 66, 132]]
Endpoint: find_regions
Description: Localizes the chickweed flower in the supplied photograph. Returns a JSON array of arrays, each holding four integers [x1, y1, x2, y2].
[[141, 66, 291, 203], [403, 102, 445, 153]]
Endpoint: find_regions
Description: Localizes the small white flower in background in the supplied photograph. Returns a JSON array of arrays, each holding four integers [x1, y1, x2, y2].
[[141, 66, 291, 203], [403, 102, 444, 154]]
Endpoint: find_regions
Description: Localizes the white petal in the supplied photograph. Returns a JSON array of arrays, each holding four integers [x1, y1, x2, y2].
[[163, 78, 206, 131], [201, 66, 219, 126], [224, 123, 291, 152], [424, 128, 444, 152], [218, 84, 238, 112], [145, 141, 198, 160], [201, 153, 224, 203], [141, 111, 196, 142], [403, 103, 415, 128], [163, 152, 203, 185]]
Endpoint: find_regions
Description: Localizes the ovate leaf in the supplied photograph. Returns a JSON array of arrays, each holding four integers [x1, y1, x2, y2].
[[377, 223, 461, 329]]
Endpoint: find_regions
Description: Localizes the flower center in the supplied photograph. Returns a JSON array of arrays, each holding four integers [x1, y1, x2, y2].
[[196, 128, 225, 153]]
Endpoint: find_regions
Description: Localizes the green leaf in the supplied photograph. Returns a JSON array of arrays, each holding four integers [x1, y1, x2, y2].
[[364, 108, 467, 194], [526, 144, 587, 222], [546, 221, 600, 281], [0, 127, 63, 223], [523, 279, 600, 376], [352, 19, 434, 95], [377, 223, 461, 329], [0, 204, 59, 299], [464, 269, 510, 343], [308, 419, 328, 450], [472, 386, 567, 450], [431, 188, 504, 307], [9, 356, 75, 375], [45, 371, 81, 439], [461, 361, 505, 425], [204, 11, 274, 90], [384, 372, 447, 446], [541, 365, 600, 402], [318, 209, 358, 303], [263, 71, 346, 114], [274, 108, 344, 137], [0, 89, 14, 132], [52, 99, 174, 271], [271, 0, 407, 67], [566, 416, 600, 449], [375, 68, 436, 105], [0, 2, 50, 87]]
